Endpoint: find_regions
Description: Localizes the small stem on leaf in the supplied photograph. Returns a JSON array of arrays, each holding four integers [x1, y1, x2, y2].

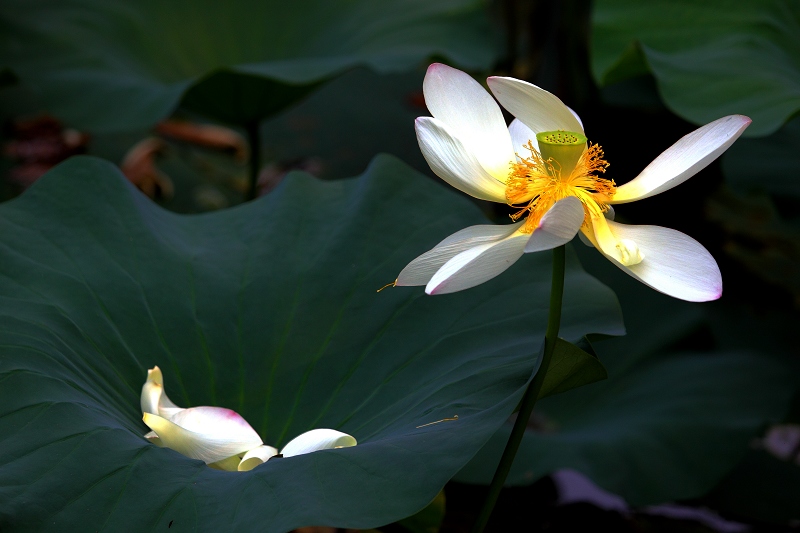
[[470, 245, 566, 533]]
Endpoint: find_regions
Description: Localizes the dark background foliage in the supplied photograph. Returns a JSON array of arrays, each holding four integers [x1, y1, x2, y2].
[[1, 0, 798, 531]]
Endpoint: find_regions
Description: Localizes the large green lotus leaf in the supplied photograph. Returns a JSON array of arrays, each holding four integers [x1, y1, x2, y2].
[[591, 0, 800, 136], [456, 350, 793, 505], [456, 252, 794, 505], [0, 0, 497, 131], [0, 155, 623, 531]]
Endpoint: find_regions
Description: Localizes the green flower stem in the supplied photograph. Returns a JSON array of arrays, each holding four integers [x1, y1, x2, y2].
[[245, 121, 261, 201], [470, 245, 566, 533]]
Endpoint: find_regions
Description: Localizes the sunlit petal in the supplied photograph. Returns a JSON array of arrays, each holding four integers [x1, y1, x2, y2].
[[140, 380, 162, 416], [143, 407, 263, 464], [396, 222, 524, 286], [591, 219, 722, 302], [567, 106, 584, 131], [524, 197, 585, 253], [416, 117, 507, 202], [280, 429, 357, 458], [423, 63, 515, 179], [140, 366, 183, 419], [238, 445, 279, 472], [487, 76, 583, 134], [426, 228, 530, 295], [611, 115, 751, 204]]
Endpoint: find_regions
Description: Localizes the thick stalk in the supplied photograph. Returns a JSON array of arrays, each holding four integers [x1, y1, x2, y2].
[[470, 245, 566, 533], [245, 121, 261, 201]]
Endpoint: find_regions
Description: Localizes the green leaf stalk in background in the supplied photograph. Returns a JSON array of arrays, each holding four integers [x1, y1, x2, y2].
[[456, 248, 795, 505], [591, 0, 800, 136], [470, 243, 611, 533], [471, 245, 569, 533], [0, 154, 623, 531], [0, 0, 499, 132]]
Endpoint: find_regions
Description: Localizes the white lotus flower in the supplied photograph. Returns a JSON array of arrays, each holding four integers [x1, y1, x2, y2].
[[140, 366, 356, 471], [396, 63, 751, 301]]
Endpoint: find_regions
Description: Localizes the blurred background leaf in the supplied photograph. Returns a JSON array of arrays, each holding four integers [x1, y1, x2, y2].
[[722, 115, 800, 198], [0, 0, 499, 131], [591, 0, 800, 136]]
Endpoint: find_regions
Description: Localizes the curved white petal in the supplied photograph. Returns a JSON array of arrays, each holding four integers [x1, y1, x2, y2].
[[416, 117, 507, 202], [280, 429, 357, 459], [567, 106, 584, 131], [426, 228, 530, 295], [140, 366, 183, 419], [594, 220, 722, 302], [396, 222, 524, 286], [524, 197, 585, 253], [141, 381, 162, 416], [611, 115, 751, 204], [508, 118, 539, 155], [143, 407, 263, 464], [156, 390, 181, 419], [487, 76, 583, 134], [238, 445, 279, 471], [140, 366, 164, 415], [423, 63, 514, 179]]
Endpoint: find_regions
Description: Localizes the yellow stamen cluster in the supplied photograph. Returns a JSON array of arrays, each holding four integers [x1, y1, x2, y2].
[[506, 141, 614, 233]]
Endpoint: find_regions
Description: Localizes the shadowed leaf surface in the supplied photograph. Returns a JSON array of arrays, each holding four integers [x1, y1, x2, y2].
[[0, 154, 622, 531], [722, 116, 800, 198]]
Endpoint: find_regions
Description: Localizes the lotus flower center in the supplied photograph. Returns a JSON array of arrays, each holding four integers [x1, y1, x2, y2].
[[505, 130, 615, 234]]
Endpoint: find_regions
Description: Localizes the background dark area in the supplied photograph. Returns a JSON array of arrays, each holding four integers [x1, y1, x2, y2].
[[1, 0, 798, 531]]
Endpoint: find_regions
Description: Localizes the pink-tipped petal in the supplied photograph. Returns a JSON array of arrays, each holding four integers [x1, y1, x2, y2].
[[426, 228, 530, 294], [596, 220, 722, 302], [143, 407, 263, 464], [524, 197, 585, 253], [423, 63, 515, 179], [487, 76, 583, 134], [396, 222, 524, 287], [416, 117, 507, 202], [280, 429, 357, 458], [611, 115, 751, 204]]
